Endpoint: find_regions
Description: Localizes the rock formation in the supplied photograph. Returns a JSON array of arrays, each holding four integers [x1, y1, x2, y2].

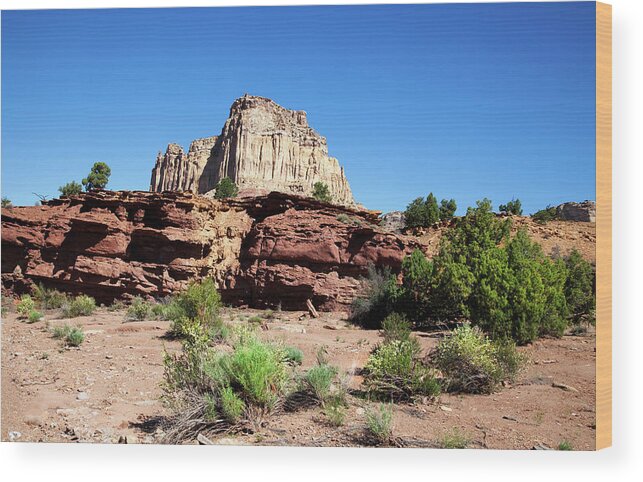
[[380, 211, 406, 234], [556, 200, 596, 222], [150, 95, 354, 205], [1, 191, 420, 310]]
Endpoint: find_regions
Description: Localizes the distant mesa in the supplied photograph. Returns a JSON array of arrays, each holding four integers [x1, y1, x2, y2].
[[150, 94, 355, 205]]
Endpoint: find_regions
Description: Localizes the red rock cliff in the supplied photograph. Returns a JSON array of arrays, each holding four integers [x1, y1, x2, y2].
[[1, 191, 422, 310]]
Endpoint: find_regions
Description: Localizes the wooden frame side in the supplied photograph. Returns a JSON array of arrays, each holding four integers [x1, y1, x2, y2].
[[595, 1, 612, 450]]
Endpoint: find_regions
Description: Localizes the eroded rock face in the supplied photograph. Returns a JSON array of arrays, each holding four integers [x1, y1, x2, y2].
[[556, 201, 596, 222], [1, 191, 419, 310], [150, 95, 354, 205]]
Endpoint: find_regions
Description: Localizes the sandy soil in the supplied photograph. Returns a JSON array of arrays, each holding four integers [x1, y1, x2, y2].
[[1, 306, 596, 449]]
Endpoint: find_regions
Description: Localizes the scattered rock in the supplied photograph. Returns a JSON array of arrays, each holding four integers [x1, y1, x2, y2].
[[532, 443, 553, 450], [439, 405, 453, 412], [8, 431, 21, 442], [552, 382, 579, 393], [197, 433, 214, 445], [76, 392, 90, 401]]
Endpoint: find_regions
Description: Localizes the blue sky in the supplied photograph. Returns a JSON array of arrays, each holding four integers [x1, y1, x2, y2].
[[1, 2, 596, 214]]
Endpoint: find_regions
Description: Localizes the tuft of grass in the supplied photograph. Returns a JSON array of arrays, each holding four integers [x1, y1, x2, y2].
[[247, 315, 263, 325], [126, 296, 153, 321], [107, 300, 127, 312], [439, 428, 470, 449], [364, 339, 440, 400], [430, 325, 525, 394], [227, 339, 288, 408], [203, 393, 219, 422], [52, 324, 85, 347], [283, 346, 303, 365], [262, 309, 276, 320], [558, 440, 573, 451], [336, 213, 351, 223], [17, 295, 36, 317], [304, 364, 337, 405], [365, 403, 393, 444], [381, 312, 413, 344], [323, 396, 346, 427], [62, 295, 96, 318], [27, 310, 43, 323], [220, 386, 246, 423]]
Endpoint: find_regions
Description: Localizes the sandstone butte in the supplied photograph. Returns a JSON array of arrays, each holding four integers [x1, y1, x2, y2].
[[150, 94, 355, 206], [1, 190, 423, 311]]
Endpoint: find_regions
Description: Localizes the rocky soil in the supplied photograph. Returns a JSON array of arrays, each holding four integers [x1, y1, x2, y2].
[[1, 305, 596, 449]]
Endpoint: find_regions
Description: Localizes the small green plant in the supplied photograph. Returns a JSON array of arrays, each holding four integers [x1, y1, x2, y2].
[[381, 312, 413, 343], [365, 403, 393, 444], [430, 325, 525, 394], [32, 284, 68, 310], [1, 196, 12, 208], [167, 279, 225, 340], [58, 181, 83, 197], [499, 198, 523, 216], [364, 339, 440, 400], [283, 346, 303, 365], [262, 309, 276, 320], [323, 397, 346, 427], [62, 295, 96, 318], [107, 300, 127, 312], [17, 295, 36, 317], [203, 393, 219, 422], [228, 339, 289, 408], [247, 315, 263, 325], [126, 296, 153, 321], [28, 310, 43, 323], [304, 364, 337, 405], [52, 324, 85, 347], [220, 386, 246, 423], [336, 213, 351, 223], [558, 440, 573, 451], [439, 428, 470, 449], [214, 177, 239, 199], [532, 205, 558, 224], [312, 181, 332, 202]]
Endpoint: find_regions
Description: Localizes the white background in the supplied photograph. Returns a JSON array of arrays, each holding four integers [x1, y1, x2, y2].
[[0, 0, 640, 480]]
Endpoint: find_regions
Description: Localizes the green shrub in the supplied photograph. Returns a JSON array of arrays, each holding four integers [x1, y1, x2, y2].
[[17, 295, 36, 316], [1, 196, 12, 208], [564, 249, 596, 325], [262, 310, 276, 320], [439, 199, 457, 221], [558, 440, 573, 451], [52, 324, 84, 347], [304, 364, 337, 405], [214, 177, 239, 199], [283, 346, 303, 365], [499, 198, 523, 216], [167, 279, 226, 340], [439, 428, 470, 449], [381, 313, 412, 344], [312, 181, 332, 202], [126, 296, 153, 321], [323, 396, 347, 427], [28, 310, 43, 323], [365, 404, 393, 444], [220, 386, 246, 423], [32, 284, 68, 310], [62, 295, 96, 318], [58, 181, 83, 197], [227, 339, 288, 408], [82, 162, 111, 191], [336, 213, 351, 223], [248, 315, 263, 325], [430, 325, 524, 394], [364, 339, 440, 400], [107, 300, 127, 312], [350, 265, 401, 329], [532, 205, 558, 224], [203, 393, 219, 422]]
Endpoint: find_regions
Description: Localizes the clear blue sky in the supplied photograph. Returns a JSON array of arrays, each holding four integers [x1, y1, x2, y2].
[[1, 2, 596, 214]]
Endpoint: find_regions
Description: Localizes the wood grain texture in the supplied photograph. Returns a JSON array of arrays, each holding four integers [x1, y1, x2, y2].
[[595, 1, 612, 450]]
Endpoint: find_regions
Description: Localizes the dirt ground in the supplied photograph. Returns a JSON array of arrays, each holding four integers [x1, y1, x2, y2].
[[1, 305, 596, 449]]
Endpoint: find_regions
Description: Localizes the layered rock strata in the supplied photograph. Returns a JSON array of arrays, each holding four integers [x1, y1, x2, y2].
[[150, 95, 354, 205], [1, 191, 420, 310]]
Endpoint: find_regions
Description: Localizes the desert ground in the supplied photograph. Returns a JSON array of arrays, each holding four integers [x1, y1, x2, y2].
[[1, 304, 596, 449]]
